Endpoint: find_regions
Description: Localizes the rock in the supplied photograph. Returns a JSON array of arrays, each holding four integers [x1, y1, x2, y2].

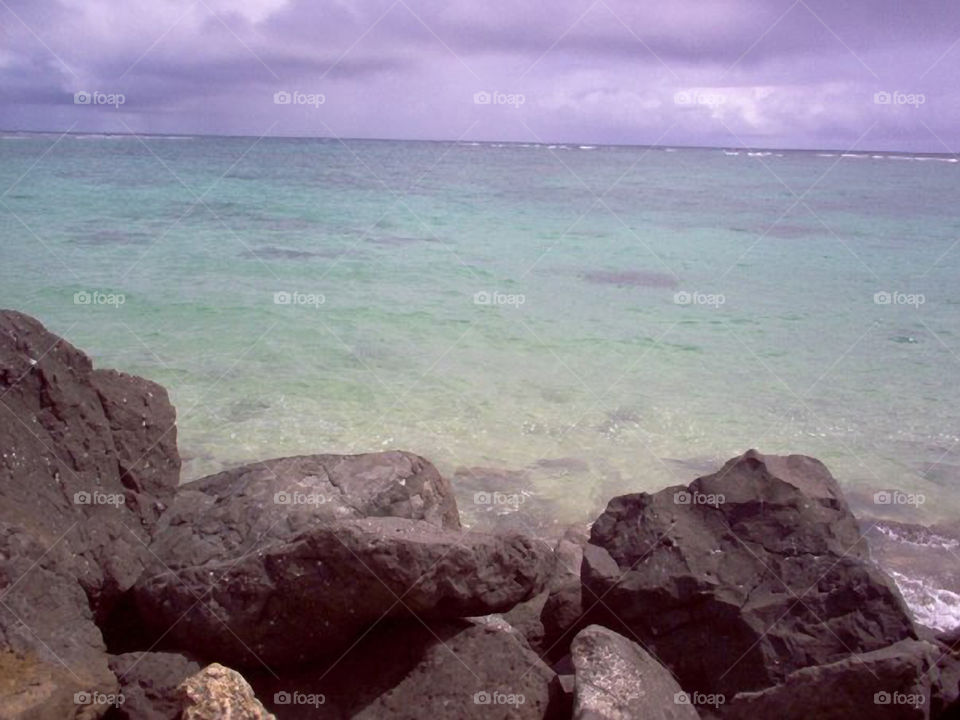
[[0, 310, 181, 718], [570, 625, 700, 720], [583, 450, 917, 698], [498, 591, 549, 650], [174, 452, 460, 534], [251, 617, 561, 718], [177, 663, 275, 720], [90, 369, 180, 526], [136, 514, 552, 667], [541, 531, 587, 660], [0, 524, 118, 719], [109, 651, 201, 719], [719, 639, 940, 719], [0, 309, 181, 617]]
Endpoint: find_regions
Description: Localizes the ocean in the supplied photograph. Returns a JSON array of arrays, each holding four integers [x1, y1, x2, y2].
[[2, 133, 959, 623]]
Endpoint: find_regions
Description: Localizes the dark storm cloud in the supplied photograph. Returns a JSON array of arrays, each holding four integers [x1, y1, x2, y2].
[[0, 0, 957, 150]]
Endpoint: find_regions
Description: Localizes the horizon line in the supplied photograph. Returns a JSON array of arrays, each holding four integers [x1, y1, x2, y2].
[[1, 128, 956, 158]]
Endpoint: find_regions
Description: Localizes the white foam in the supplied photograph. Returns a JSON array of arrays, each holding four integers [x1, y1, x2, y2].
[[889, 570, 960, 632], [875, 524, 959, 550]]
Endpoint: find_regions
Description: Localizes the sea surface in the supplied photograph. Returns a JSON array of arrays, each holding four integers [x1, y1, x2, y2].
[[2, 133, 959, 624]]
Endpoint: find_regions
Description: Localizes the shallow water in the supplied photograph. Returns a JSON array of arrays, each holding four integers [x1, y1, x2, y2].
[[1, 135, 959, 538]]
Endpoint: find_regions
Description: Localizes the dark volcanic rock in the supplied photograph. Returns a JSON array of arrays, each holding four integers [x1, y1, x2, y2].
[[540, 530, 588, 660], [155, 452, 461, 550], [0, 310, 181, 615], [570, 625, 700, 720], [718, 639, 940, 720], [109, 651, 201, 720], [136, 506, 551, 667], [0, 523, 118, 719], [0, 310, 181, 718], [252, 616, 560, 719], [583, 450, 917, 699]]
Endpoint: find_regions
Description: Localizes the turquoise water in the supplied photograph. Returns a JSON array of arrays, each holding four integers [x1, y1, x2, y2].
[[2, 134, 959, 527]]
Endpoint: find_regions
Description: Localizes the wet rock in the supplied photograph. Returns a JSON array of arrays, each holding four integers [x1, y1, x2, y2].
[[583, 450, 917, 698]]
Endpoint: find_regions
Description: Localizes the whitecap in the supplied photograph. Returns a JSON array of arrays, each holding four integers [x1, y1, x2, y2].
[[889, 570, 960, 632]]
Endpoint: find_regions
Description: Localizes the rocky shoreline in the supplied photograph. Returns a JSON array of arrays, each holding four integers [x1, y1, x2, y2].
[[1, 308, 958, 719]]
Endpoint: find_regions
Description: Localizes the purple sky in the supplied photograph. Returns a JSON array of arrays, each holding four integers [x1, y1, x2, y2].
[[1, 0, 957, 151]]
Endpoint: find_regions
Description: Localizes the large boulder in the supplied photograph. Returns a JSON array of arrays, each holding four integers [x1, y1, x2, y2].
[[135, 456, 552, 667], [718, 639, 941, 719], [251, 616, 561, 718], [583, 450, 917, 699], [570, 625, 700, 720], [0, 310, 181, 718], [0, 310, 180, 615]]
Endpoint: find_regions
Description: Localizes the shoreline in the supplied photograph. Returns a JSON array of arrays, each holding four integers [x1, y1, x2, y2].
[[3, 308, 960, 718]]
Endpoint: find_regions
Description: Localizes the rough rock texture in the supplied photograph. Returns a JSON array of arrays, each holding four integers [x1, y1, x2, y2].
[[541, 530, 588, 660], [109, 651, 201, 720], [0, 310, 181, 718], [718, 639, 940, 720], [251, 616, 561, 719], [0, 310, 180, 615], [172, 452, 461, 533], [177, 663, 275, 720], [583, 450, 918, 698], [136, 511, 552, 667], [571, 625, 700, 720], [0, 524, 117, 720]]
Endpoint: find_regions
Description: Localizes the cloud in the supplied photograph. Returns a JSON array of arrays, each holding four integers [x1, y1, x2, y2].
[[0, 0, 956, 150]]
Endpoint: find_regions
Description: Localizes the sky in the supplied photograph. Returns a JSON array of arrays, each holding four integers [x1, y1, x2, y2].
[[0, 0, 957, 151]]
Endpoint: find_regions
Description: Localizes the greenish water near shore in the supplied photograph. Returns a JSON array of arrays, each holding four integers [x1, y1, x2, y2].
[[2, 134, 959, 530]]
